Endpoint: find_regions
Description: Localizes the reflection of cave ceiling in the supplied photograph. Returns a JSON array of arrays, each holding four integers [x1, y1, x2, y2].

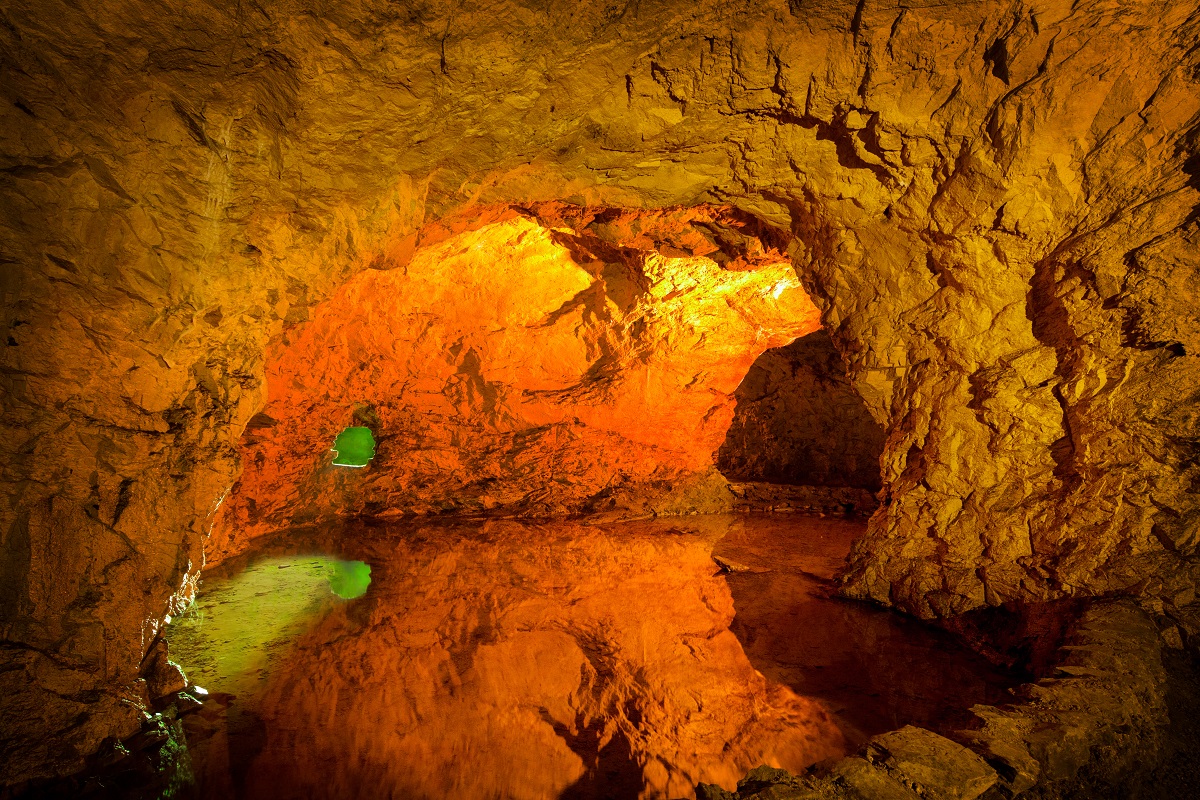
[[2, 0, 1200, 785]]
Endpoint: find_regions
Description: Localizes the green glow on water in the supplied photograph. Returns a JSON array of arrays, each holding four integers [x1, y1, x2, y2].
[[332, 426, 375, 467], [167, 556, 371, 696], [329, 559, 372, 599]]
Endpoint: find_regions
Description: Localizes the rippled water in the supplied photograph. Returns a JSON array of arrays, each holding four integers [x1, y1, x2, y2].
[[167, 515, 1014, 800]]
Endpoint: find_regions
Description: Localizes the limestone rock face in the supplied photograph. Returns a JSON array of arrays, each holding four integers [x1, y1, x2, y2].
[[209, 207, 818, 557], [2, 0, 1200, 783]]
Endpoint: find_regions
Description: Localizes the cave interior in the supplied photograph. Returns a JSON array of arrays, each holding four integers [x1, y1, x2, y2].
[[3, 0, 1200, 798]]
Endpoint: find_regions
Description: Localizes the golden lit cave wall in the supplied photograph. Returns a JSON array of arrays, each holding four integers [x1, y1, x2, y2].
[[206, 209, 822, 561], [2, 0, 1200, 784]]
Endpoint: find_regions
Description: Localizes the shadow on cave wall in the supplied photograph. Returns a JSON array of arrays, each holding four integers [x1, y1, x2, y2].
[[717, 330, 885, 491]]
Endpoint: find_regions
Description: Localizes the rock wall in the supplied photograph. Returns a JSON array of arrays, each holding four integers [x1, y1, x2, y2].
[[209, 207, 819, 558], [718, 330, 885, 490], [3, 0, 1200, 784]]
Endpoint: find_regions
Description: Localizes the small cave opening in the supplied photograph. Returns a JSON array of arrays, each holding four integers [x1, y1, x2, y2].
[[330, 425, 376, 468], [716, 329, 886, 515]]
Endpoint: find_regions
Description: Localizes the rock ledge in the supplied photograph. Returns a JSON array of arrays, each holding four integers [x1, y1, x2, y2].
[[700, 601, 1168, 799]]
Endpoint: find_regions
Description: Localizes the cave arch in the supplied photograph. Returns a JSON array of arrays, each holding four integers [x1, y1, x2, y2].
[[207, 205, 827, 558], [717, 329, 886, 508], [2, 0, 1198, 788]]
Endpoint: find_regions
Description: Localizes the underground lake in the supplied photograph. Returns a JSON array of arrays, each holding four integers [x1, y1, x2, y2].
[[159, 515, 1015, 800], [5, 2, 1200, 797]]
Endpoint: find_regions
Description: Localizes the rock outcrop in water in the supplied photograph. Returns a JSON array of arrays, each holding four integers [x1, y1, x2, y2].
[[2, 0, 1200, 786]]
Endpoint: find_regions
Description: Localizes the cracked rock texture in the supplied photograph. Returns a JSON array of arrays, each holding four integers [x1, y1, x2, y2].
[[2, 0, 1200, 784]]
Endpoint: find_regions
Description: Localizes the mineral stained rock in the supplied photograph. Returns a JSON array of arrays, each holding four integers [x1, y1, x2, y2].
[[2, 0, 1200, 784]]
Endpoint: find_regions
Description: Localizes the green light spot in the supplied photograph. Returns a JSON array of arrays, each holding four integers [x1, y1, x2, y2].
[[167, 555, 373, 696], [329, 560, 372, 599], [332, 425, 375, 467]]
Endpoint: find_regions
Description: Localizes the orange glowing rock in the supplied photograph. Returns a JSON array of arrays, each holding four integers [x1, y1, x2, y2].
[[211, 208, 820, 557]]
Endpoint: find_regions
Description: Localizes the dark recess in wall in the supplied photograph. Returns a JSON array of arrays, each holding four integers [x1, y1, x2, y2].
[[717, 330, 885, 490]]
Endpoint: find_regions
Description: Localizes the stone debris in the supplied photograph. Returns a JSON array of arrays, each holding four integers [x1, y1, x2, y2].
[[860, 728, 996, 800]]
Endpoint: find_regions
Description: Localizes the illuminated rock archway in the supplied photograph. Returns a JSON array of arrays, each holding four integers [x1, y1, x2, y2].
[[210, 206, 823, 559]]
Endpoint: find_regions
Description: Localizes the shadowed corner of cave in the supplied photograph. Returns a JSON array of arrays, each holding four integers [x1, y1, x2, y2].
[[709, 336, 1090, 749], [541, 709, 646, 800], [716, 329, 886, 505], [225, 706, 269, 798], [710, 330, 1016, 743]]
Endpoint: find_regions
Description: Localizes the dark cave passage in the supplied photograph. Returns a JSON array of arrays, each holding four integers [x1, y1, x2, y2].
[[715, 330, 886, 517], [717, 330, 885, 492]]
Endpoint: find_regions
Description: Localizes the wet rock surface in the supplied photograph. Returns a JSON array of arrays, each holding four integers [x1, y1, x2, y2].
[[699, 600, 1175, 800]]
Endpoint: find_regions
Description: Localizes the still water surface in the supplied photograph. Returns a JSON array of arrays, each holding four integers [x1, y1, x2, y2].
[[168, 515, 1014, 800]]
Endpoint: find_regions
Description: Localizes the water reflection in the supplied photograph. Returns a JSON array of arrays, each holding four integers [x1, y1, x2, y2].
[[713, 516, 1014, 740], [170, 556, 372, 698], [169, 516, 1012, 800], [328, 559, 372, 599]]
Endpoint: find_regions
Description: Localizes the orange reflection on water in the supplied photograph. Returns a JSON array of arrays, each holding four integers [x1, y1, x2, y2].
[[175, 516, 1010, 799]]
